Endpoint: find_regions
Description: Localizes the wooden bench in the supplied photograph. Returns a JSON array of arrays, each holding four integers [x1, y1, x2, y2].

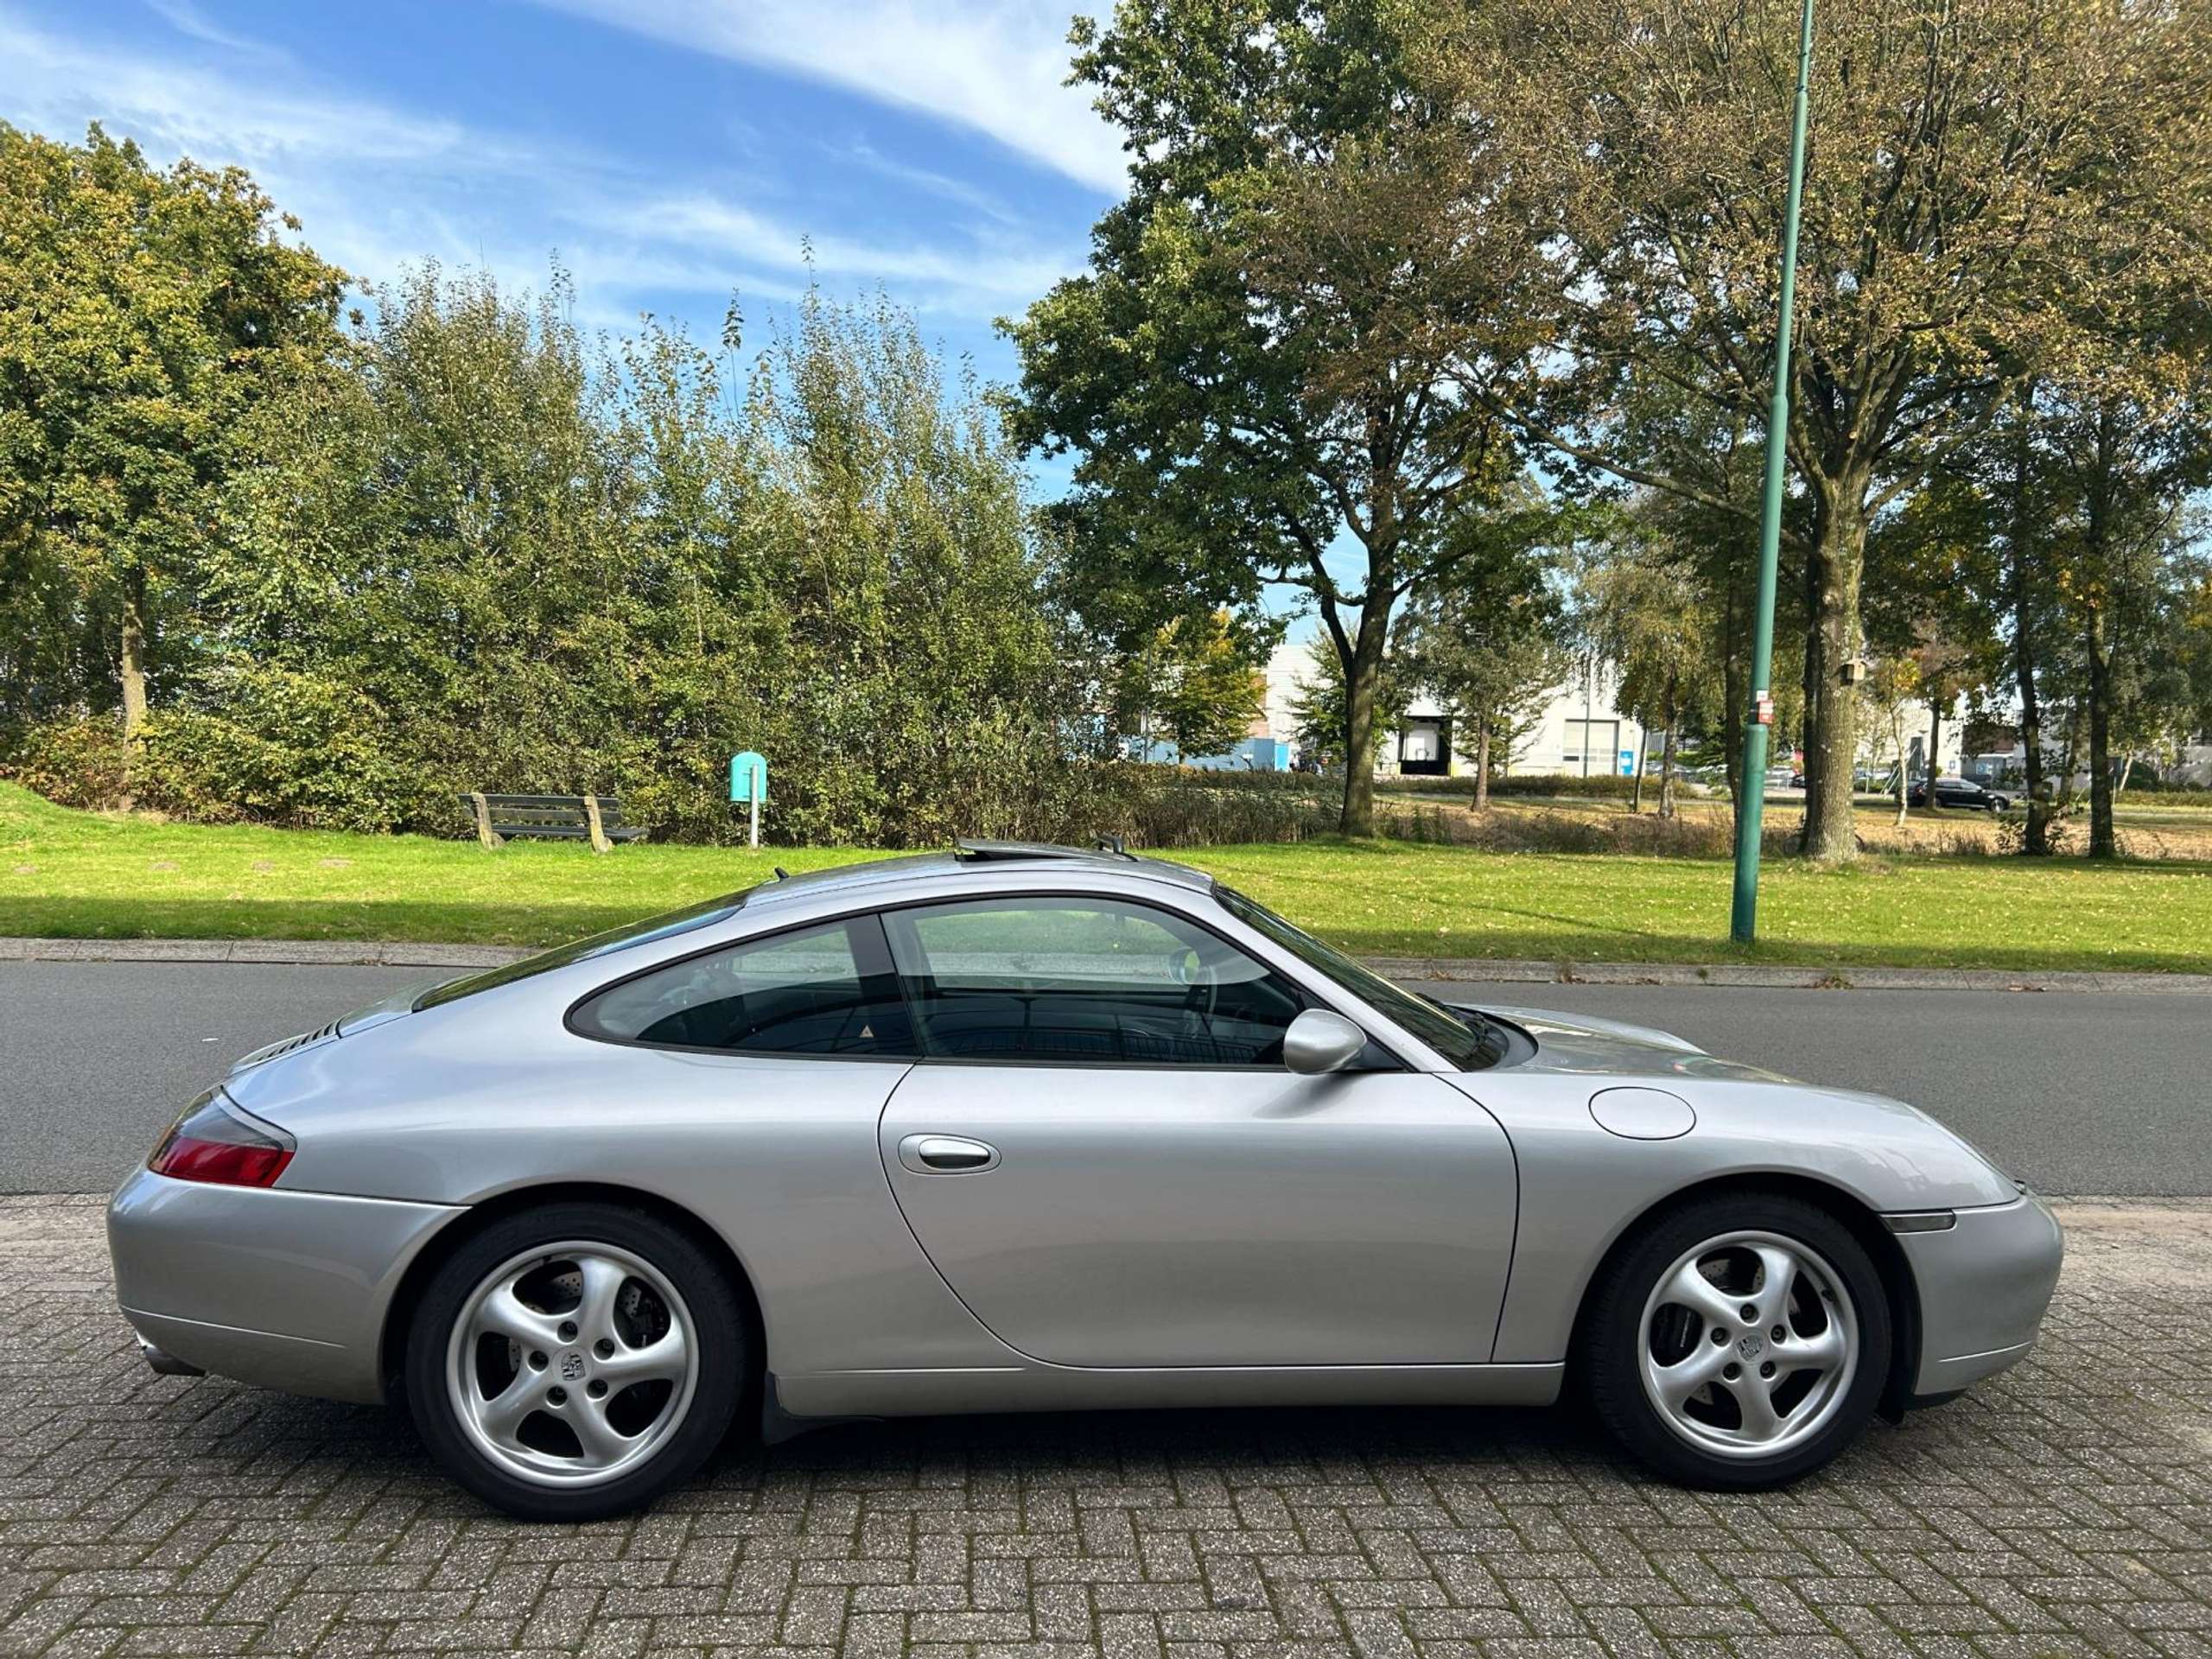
[[462, 792, 645, 854]]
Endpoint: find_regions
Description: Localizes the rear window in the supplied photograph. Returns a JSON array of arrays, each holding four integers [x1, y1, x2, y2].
[[570, 918, 914, 1056], [412, 891, 751, 1012]]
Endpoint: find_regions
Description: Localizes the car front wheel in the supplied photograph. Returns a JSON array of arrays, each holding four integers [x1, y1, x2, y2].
[[1581, 1193, 1891, 1490], [404, 1201, 746, 1520]]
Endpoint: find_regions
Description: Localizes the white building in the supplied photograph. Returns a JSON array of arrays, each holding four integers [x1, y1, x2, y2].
[[1259, 641, 1651, 779], [1392, 658, 1651, 779]]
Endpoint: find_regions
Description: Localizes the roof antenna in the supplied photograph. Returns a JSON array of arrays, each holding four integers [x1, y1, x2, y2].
[[1094, 834, 1127, 855], [773, 866, 790, 880]]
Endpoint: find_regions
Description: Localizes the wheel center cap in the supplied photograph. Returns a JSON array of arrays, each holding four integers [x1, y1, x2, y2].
[[559, 1351, 588, 1381], [1737, 1332, 1764, 1361]]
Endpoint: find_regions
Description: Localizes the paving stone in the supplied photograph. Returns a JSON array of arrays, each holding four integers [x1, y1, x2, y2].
[[3, 1196, 2208, 1658]]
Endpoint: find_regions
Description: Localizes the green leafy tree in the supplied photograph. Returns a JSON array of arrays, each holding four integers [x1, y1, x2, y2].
[[1856, 654, 1923, 826], [0, 123, 346, 790], [1111, 611, 1268, 762], [1428, 0, 2212, 860], [1007, 0, 1548, 836], [1577, 514, 1714, 817], [1392, 518, 1568, 806]]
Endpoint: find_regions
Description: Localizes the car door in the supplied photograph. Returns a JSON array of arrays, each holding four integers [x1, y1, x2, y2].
[[874, 893, 1517, 1369]]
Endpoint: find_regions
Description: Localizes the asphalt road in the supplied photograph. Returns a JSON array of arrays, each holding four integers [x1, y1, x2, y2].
[[3, 959, 2206, 1196]]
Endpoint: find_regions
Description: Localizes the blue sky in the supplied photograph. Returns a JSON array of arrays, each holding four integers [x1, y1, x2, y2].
[[0, 0, 1346, 646], [0, 0, 1118, 380]]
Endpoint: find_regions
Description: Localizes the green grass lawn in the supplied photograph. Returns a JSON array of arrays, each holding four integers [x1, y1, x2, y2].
[[3, 783, 2209, 972]]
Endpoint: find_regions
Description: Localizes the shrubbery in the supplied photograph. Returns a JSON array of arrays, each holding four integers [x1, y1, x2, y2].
[[6, 271, 1131, 848]]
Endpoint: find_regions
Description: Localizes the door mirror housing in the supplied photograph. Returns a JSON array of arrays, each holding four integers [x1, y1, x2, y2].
[[1283, 1008, 1368, 1075]]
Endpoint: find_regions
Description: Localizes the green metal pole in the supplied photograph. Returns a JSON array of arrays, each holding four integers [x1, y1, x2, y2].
[[1730, 0, 1815, 944]]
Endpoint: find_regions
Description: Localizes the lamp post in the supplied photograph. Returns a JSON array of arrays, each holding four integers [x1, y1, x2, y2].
[[1730, 0, 1816, 945]]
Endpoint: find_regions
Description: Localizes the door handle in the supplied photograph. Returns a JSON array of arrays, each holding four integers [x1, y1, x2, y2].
[[898, 1133, 1000, 1174]]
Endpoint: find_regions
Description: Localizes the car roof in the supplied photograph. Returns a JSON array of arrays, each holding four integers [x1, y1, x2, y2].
[[741, 842, 1217, 914]]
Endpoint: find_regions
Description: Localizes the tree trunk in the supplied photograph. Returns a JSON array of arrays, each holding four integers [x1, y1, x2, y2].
[[1336, 601, 1391, 836], [1893, 730, 1908, 827], [1659, 720, 1678, 819], [1923, 692, 1943, 815], [2083, 404, 2119, 860], [1722, 573, 1745, 844], [1630, 727, 1646, 813], [2085, 601, 2116, 857], [2008, 383, 2050, 855], [1800, 496, 1866, 862], [1473, 715, 1491, 810], [1796, 532, 1821, 853], [118, 564, 150, 809]]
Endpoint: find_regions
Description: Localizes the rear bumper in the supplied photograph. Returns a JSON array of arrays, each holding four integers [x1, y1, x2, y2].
[[1897, 1191, 2064, 1395], [107, 1166, 464, 1404]]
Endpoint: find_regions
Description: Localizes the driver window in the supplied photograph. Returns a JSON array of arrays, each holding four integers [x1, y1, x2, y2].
[[572, 919, 914, 1056], [882, 897, 1307, 1065]]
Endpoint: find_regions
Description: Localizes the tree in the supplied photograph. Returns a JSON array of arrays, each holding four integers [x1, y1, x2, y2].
[[0, 123, 346, 789], [196, 264, 1090, 842], [2040, 373, 2212, 854], [1577, 513, 1713, 818], [1286, 638, 1402, 774], [1006, 0, 1551, 835], [1858, 655, 1923, 827], [1109, 610, 1267, 762], [1393, 574, 1567, 808], [1428, 0, 2212, 861]]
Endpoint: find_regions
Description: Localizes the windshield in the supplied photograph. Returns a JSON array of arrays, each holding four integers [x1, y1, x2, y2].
[[412, 890, 752, 1011], [1215, 886, 1506, 1070]]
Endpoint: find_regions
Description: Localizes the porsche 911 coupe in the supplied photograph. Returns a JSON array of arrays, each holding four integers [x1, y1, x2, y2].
[[109, 841, 2063, 1518]]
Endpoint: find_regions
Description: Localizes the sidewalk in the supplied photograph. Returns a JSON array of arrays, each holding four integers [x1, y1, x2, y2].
[[8, 934, 2212, 994]]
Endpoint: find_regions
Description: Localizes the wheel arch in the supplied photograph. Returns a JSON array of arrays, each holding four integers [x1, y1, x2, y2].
[[378, 1180, 768, 1404], [1562, 1171, 1922, 1421]]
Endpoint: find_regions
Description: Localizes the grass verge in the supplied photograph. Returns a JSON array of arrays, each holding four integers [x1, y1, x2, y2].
[[4, 784, 2209, 972]]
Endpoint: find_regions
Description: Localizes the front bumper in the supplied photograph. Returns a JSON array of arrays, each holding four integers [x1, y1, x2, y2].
[[1896, 1191, 2064, 1395], [107, 1166, 464, 1404]]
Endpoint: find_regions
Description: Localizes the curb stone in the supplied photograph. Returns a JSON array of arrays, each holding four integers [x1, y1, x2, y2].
[[1369, 956, 2212, 995], [0, 936, 522, 969], [3, 936, 2209, 993]]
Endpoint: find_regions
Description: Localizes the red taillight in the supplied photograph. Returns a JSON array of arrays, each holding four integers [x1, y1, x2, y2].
[[149, 1091, 295, 1188]]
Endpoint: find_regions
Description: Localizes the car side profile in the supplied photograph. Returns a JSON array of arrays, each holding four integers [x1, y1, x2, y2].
[[108, 842, 2063, 1519], [1909, 777, 2013, 811]]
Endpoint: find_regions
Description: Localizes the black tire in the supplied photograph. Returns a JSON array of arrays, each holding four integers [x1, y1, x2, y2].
[[1580, 1192, 1891, 1491], [403, 1201, 747, 1521]]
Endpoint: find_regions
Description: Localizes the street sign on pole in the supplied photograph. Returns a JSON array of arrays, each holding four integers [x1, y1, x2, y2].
[[1730, 0, 1816, 946], [729, 751, 767, 849]]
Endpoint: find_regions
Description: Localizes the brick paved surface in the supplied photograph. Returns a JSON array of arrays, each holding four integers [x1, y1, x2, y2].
[[4, 1194, 2209, 1658]]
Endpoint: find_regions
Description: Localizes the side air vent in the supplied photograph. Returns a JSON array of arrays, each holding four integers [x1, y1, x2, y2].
[[230, 1020, 344, 1073]]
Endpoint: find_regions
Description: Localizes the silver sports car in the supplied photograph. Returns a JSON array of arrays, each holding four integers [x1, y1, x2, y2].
[[108, 842, 2063, 1519]]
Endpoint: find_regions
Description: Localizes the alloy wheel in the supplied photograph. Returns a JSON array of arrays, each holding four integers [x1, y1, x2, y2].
[[445, 1240, 700, 1488], [1637, 1229, 1859, 1459]]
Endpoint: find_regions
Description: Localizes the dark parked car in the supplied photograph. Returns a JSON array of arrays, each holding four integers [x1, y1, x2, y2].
[[1909, 777, 2012, 811]]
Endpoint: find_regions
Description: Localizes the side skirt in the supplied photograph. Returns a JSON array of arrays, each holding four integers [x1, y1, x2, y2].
[[770, 1362, 1565, 1427]]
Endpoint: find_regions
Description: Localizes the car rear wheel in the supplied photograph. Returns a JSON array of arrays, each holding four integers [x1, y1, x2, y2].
[[404, 1202, 745, 1520], [1582, 1193, 1891, 1490]]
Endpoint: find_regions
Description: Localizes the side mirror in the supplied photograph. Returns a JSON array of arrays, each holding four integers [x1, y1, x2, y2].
[[1283, 1008, 1368, 1075]]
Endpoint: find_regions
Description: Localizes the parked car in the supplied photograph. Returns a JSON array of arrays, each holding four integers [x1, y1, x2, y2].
[[111, 842, 2063, 1519], [1908, 777, 2012, 811]]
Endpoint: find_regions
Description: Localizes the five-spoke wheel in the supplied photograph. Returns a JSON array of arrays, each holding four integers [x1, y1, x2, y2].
[[1584, 1193, 1890, 1489], [406, 1203, 745, 1520], [1637, 1230, 1857, 1458]]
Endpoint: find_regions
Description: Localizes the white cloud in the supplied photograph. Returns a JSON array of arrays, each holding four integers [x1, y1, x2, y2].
[[578, 191, 1077, 310], [0, 7, 1082, 330], [0, 15, 547, 178], [530, 0, 1124, 194], [143, 0, 285, 60]]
